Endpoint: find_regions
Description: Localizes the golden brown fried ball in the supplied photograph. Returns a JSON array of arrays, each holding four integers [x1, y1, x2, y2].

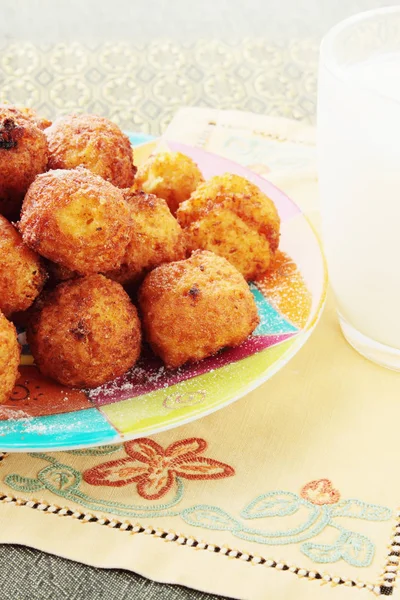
[[0, 214, 47, 317], [19, 168, 132, 275], [18, 107, 52, 130], [0, 106, 48, 220], [139, 250, 259, 368], [28, 274, 142, 388], [46, 114, 136, 188], [0, 104, 51, 130], [177, 174, 281, 281], [106, 191, 187, 287], [0, 311, 20, 404], [135, 151, 204, 215]]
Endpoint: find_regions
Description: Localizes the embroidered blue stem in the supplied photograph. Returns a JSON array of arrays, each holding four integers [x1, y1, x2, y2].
[[301, 523, 375, 567], [67, 446, 121, 457], [65, 484, 183, 518], [4, 456, 392, 568], [235, 505, 331, 545], [29, 452, 59, 465]]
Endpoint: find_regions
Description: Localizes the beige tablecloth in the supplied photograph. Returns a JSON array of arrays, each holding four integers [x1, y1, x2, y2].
[[0, 109, 399, 599]]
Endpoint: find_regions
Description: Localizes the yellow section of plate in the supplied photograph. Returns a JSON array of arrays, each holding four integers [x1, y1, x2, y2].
[[101, 337, 296, 436]]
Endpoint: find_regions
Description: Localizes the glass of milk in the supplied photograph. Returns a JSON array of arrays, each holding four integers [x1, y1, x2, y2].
[[318, 7, 400, 370]]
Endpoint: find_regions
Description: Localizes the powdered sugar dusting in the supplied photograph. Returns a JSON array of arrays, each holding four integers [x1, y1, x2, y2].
[[88, 333, 295, 407]]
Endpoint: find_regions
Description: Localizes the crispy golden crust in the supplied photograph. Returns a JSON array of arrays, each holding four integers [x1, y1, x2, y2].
[[106, 191, 187, 286], [46, 114, 136, 188], [0, 107, 48, 220], [19, 108, 52, 130], [0, 214, 47, 317], [177, 173, 281, 280], [19, 168, 132, 275], [28, 274, 142, 388], [0, 104, 52, 130], [0, 310, 20, 403], [139, 250, 259, 368], [4, 104, 51, 130], [135, 151, 204, 215]]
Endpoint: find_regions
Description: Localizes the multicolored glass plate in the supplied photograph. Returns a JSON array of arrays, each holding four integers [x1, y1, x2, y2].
[[0, 137, 327, 451]]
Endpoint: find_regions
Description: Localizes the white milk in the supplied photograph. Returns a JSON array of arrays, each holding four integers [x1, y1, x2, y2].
[[318, 52, 400, 349]]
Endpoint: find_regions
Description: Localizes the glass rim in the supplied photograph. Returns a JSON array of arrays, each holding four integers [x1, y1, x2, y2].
[[320, 5, 400, 100]]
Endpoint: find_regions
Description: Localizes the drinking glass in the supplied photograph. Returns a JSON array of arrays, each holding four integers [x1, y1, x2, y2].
[[318, 7, 400, 370]]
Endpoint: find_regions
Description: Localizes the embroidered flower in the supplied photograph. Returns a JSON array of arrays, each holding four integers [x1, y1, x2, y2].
[[300, 479, 340, 505], [83, 437, 235, 500]]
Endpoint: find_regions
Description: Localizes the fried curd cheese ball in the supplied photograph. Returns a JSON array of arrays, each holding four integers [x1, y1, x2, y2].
[[139, 250, 259, 368], [106, 191, 186, 287], [0, 214, 46, 317], [18, 107, 52, 130], [177, 174, 281, 281], [0, 311, 20, 404], [19, 168, 132, 275], [0, 104, 52, 131], [0, 106, 48, 220], [46, 114, 136, 188], [135, 151, 204, 215], [28, 275, 142, 388]]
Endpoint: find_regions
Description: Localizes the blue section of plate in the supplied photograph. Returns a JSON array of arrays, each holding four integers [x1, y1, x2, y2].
[[250, 284, 298, 335], [128, 132, 154, 147], [0, 408, 119, 451]]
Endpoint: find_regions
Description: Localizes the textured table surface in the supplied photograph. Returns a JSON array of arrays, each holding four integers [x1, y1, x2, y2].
[[0, 0, 394, 598]]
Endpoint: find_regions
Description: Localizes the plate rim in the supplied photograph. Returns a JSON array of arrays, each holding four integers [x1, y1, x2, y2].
[[1, 139, 328, 451]]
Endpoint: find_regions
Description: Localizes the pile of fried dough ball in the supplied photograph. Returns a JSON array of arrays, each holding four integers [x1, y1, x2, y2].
[[0, 105, 281, 403]]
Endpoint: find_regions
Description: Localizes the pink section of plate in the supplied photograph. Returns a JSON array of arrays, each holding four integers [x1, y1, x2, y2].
[[89, 334, 295, 407]]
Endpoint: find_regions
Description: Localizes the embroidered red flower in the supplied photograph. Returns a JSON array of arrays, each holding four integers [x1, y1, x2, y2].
[[83, 437, 235, 500], [300, 479, 340, 505]]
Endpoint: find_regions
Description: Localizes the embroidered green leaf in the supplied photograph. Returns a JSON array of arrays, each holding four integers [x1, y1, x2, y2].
[[301, 541, 342, 563], [302, 529, 374, 567], [241, 492, 300, 519], [181, 506, 240, 531], [342, 531, 374, 567], [4, 474, 44, 492], [332, 499, 392, 521]]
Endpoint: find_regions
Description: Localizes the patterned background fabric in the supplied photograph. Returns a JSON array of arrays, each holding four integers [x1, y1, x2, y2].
[[0, 1, 394, 598], [0, 39, 319, 133]]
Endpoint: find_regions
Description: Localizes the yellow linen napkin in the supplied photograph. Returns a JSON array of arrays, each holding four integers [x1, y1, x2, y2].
[[0, 109, 398, 600]]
